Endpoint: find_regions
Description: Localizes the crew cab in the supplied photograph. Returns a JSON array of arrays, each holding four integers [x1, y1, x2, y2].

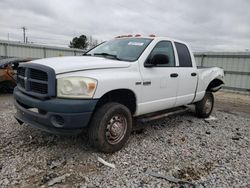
[[14, 36, 224, 152]]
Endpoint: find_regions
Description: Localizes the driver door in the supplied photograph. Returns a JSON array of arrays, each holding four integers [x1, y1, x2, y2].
[[138, 41, 179, 115]]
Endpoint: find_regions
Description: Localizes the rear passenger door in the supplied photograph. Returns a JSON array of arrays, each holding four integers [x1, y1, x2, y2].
[[174, 42, 198, 106]]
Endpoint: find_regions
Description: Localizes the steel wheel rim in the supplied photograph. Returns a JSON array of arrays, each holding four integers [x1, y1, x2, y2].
[[204, 98, 212, 114], [106, 114, 127, 145]]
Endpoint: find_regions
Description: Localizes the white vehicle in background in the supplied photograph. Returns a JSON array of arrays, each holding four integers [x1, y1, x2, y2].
[[14, 35, 224, 152]]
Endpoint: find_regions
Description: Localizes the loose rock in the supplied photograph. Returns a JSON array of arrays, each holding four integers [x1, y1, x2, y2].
[[0, 93, 249, 187]]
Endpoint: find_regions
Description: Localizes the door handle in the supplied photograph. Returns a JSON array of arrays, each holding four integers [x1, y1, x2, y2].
[[191, 72, 197, 76], [170, 73, 178, 78], [143, 81, 151, 86]]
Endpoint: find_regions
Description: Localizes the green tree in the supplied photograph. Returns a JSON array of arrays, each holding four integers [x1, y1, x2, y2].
[[69, 35, 88, 49]]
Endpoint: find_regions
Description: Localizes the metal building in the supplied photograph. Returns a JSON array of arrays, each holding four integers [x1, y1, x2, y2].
[[195, 52, 250, 91], [0, 40, 84, 59]]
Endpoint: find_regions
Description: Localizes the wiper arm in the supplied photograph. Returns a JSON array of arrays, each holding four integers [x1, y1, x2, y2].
[[94, 53, 121, 60]]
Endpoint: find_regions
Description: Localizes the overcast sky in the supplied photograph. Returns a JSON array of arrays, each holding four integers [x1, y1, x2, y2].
[[0, 0, 250, 51]]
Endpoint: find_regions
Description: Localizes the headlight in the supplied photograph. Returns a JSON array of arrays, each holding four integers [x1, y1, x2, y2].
[[57, 77, 97, 98]]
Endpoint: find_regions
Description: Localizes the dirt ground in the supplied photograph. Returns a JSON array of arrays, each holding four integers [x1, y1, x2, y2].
[[0, 90, 249, 187], [214, 90, 250, 118]]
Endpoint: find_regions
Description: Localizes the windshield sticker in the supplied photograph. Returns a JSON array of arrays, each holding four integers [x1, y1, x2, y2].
[[128, 42, 144, 46]]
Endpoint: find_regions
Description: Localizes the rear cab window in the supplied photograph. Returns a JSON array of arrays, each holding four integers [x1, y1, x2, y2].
[[174, 42, 193, 67]]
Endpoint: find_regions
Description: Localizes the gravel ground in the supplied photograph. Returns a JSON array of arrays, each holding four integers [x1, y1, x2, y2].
[[0, 91, 249, 187]]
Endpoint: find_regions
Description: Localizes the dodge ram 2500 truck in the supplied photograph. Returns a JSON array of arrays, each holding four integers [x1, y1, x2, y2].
[[14, 36, 224, 152]]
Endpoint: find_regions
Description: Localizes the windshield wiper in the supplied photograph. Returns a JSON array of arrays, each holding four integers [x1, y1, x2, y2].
[[94, 53, 121, 60]]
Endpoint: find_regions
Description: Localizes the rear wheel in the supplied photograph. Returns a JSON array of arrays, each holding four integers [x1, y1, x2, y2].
[[195, 92, 214, 118], [88, 102, 132, 153]]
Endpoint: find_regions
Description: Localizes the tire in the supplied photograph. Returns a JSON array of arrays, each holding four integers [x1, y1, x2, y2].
[[88, 102, 132, 153], [195, 92, 214, 118]]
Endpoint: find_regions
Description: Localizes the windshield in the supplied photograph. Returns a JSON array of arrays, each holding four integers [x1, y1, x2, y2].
[[86, 38, 152, 61]]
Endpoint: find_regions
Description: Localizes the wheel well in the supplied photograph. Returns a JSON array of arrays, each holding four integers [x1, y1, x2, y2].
[[95, 89, 137, 115], [206, 79, 224, 92]]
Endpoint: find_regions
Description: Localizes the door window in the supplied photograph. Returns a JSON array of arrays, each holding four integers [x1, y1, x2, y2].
[[175, 42, 192, 67], [149, 41, 175, 67]]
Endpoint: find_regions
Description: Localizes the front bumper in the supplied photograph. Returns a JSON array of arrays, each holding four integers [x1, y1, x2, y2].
[[14, 88, 98, 135]]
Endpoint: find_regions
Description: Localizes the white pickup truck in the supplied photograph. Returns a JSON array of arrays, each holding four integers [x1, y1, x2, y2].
[[14, 36, 224, 152]]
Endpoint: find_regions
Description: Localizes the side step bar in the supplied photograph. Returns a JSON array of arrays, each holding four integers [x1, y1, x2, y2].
[[137, 106, 190, 123]]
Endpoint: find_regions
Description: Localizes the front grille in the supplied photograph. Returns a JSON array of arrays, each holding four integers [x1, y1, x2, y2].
[[30, 82, 48, 94], [17, 64, 56, 98], [18, 78, 25, 88], [17, 67, 25, 77], [30, 69, 48, 81]]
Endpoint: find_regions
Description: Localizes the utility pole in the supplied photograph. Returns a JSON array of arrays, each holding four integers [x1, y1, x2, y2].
[[21, 26, 27, 43]]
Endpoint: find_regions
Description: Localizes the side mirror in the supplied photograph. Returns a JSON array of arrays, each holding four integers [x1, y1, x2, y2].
[[145, 54, 169, 67]]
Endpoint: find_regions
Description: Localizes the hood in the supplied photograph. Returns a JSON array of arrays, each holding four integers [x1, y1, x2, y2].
[[29, 56, 130, 74]]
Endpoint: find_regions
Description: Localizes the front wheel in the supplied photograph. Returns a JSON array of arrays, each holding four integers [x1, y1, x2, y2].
[[88, 102, 132, 153], [195, 92, 214, 118]]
